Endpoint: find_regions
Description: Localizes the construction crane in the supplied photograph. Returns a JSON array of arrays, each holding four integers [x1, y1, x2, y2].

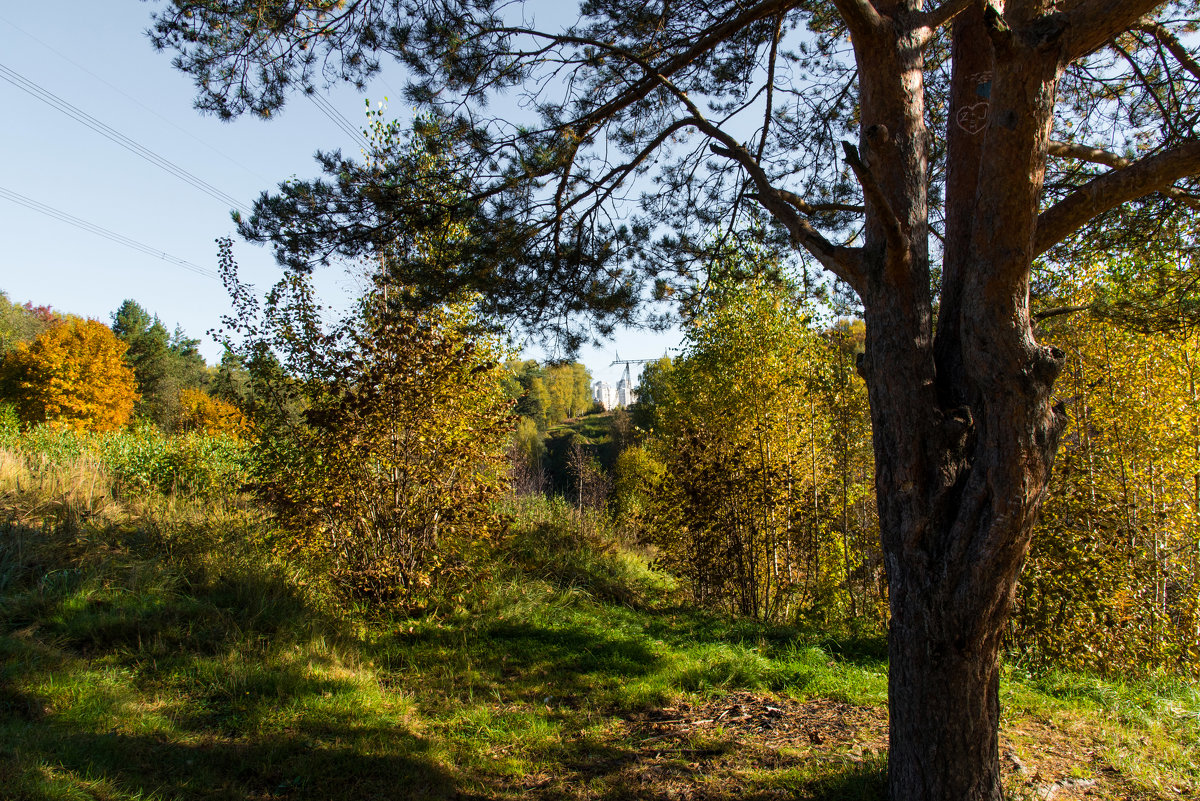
[[610, 353, 657, 400]]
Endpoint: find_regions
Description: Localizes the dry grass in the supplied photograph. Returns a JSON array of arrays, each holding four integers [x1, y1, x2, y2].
[[0, 446, 119, 528]]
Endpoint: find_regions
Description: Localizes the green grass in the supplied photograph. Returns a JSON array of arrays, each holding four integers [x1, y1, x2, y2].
[[542, 412, 620, 491], [0, 423, 248, 500], [999, 666, 1200, 796], [1, 447, 1196, 800]]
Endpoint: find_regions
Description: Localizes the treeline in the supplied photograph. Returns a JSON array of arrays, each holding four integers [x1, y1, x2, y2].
[[506, 360, 594, 431], [0, 292, 247, 436], [0, 272, 605, 609]]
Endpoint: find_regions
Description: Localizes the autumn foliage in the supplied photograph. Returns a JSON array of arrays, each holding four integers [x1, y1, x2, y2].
[[252, 298, 513, 605], [632, 272, 878, 627], [177, 387, 249, 439], [0, 318, 138, 432], [1014, 266, 1200, 675]]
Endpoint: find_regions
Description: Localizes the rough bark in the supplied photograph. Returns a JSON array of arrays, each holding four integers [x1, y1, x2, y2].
[[845, 2, 1069, 798]]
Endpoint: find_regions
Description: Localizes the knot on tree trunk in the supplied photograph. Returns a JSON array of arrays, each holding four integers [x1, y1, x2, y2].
[[1051, 399, 1069, 438], [865, 123, 890, 149], [1032, 344, 1066, 388], [855, 350, 870, 381], [1022, 13, 1068, 51]]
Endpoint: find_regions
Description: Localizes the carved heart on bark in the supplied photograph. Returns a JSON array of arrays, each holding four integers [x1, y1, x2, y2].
[[956, 102, 990, 135]]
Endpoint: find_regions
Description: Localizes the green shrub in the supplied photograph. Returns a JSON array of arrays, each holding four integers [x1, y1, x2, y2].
[[97, 426, 247, 497], [0, 424, 248, 500]]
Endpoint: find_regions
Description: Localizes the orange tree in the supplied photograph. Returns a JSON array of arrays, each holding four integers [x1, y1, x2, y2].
[[0, 317, 138, 432], [177, 387, 250, 439]]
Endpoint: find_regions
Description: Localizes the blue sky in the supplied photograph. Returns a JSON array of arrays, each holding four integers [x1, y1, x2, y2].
[[0, 1, 677, 386]]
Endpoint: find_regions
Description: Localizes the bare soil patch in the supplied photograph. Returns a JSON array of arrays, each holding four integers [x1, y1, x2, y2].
[[505, 691, 1181, 800]]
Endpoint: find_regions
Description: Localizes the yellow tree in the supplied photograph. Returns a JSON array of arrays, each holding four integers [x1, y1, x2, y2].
[[177, 387, 250, 439], [818, 319, 881, 624], [296, 299, 513, 602], [0, 317, 138, 432], [1016, 264, 1200, 674], [644, 271, 849, 621], [542, 362, 593, 423], [215, 115, 514, 605]]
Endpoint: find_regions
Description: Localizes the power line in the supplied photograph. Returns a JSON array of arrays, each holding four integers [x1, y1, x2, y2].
[[308, 91, 370, 148], [0, 184, 219, 281], [0, 60, 251, 215], [0, 12, 273, 184], [307, 92, 372, 151]]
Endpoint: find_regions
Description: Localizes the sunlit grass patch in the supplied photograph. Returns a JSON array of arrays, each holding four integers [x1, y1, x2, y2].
[[762, 752, 888, 801], [1000, 665, 1200, 798]]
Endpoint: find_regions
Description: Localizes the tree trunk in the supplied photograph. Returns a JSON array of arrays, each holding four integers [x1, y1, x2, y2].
[[888, 607, 1005, 801], [847, 4, 1068, 799], [871, 315, 1064, 801]]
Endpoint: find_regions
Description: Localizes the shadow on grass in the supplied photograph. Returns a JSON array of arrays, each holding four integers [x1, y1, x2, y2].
[[0, 514, 890, 800], [379, 618, 662, 709], [642, 608, 888, 670], [0, 680, 46, 722], [0, 516, 342, 659], [473, 729, 887, 801], [805, 754, 888, 801], [2, 590, 453, 799], [3, 722, 458, 801]]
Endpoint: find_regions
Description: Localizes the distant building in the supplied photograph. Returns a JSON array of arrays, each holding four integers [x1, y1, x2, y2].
[[616, 377, 637, 408], [592, 380, 617, 410]]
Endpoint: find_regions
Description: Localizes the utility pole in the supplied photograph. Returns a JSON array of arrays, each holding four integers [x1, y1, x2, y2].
[[610, 353, 655, 388], [609, 353, 656, 407]]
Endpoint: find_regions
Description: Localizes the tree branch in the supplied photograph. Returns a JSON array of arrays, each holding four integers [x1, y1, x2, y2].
[[1035, 140, 1200, 255], [774, 190, 865, 215], [1033, 304, 1091, 321], [841, 140, 906, 258], [482, 8, 866, 288], [551, 118, 696, 232], [710, 144, 863, 285], [1060, 0, 1165, 63], [914, 0, 974, 36], [587, 21, 861, 284], [1110, 37, 1180, 139], [1047, 140, 1130, 170], [1131, 21, 1200, 83], [1048, 140, 1200, 212], [831, 0, 886, 36], [544, 0, 804, 133], [756, 13, 785, 164]]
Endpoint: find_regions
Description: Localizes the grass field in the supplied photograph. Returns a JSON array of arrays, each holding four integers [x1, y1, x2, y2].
[[1, 440, 1197, 800]]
